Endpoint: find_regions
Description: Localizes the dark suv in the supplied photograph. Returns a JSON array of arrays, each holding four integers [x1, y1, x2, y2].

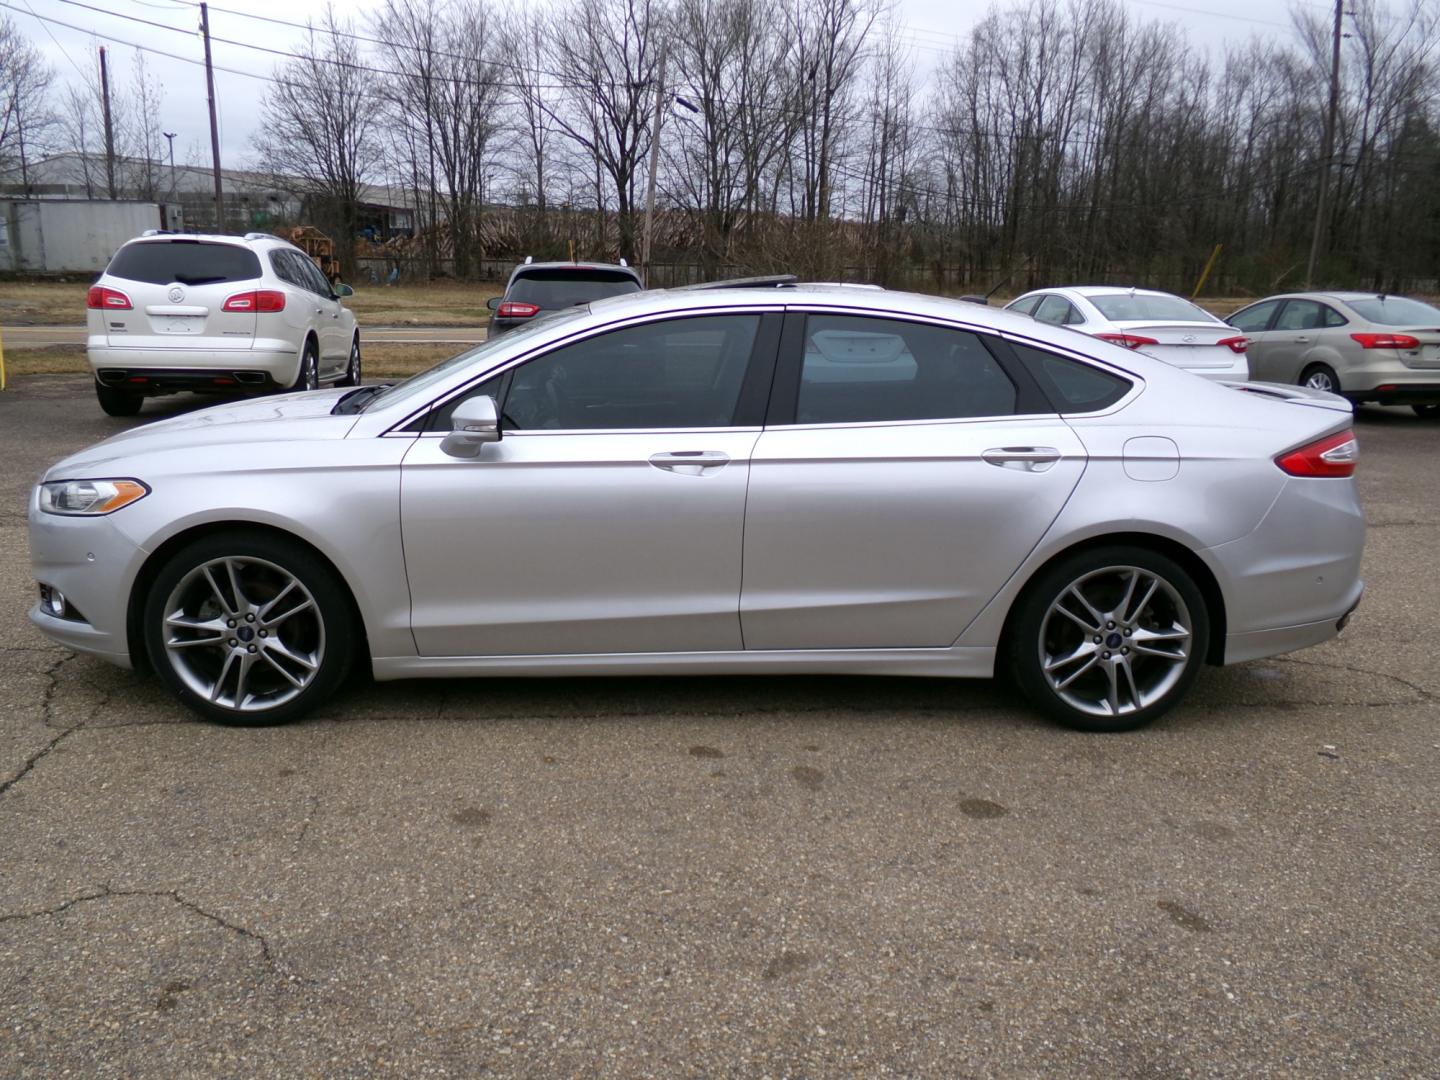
[[487, 260, 644, 336]]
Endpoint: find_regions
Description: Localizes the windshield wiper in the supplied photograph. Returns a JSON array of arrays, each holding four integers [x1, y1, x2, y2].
[[331, 384, 391, 415]]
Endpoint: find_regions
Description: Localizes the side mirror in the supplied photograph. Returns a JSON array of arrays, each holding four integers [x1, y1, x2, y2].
[[486, 296, 502, 311], [334, 283, 355, 298], [440, 395, 502, 458]]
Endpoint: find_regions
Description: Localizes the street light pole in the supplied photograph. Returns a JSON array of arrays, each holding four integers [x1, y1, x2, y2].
[[163, 131, 177, 200]]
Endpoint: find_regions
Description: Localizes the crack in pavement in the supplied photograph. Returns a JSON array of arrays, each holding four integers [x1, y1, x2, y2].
[[293, 793, 321, 852], [0, 885, 309, 983], [0, 652, 85, 798], [1271, 655, 1435, 702]]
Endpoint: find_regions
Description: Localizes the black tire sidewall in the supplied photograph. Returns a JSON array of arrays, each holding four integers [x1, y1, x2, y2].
[[95, 380, 143, 417], [143, 531, 355, 726], [340, 337, 361, 387], [1008, 545, 1211, 733], [292, 342, 318, 392], [1300, 364, 1339, 394]]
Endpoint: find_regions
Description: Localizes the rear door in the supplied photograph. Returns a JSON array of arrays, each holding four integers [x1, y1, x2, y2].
[[739, 311, 1088, 650], [101, 240, 260, 352], [290, 253, 347, 373]]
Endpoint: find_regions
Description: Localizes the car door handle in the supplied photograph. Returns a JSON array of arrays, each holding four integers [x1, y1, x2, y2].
[[649, 450, 730, 475], [982, 447, 1061, 472], [1293, 335, 1311, 343]]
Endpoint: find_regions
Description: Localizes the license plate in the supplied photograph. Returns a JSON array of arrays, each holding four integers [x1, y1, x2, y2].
[[157, 316, 203, 335]]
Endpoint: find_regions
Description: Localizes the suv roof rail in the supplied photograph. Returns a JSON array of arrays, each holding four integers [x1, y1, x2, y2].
[[619, 257, 628, 267], [243, 231, 273, 241], [678, 274, 799, 291], [140, 229, 172, 237], [524, 255, 534, 265]]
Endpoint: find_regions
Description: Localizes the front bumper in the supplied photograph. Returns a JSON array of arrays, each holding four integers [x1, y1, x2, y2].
[[27, 490, 149, 668]]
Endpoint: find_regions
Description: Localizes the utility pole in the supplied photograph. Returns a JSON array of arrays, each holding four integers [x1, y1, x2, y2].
[[99, 46, 117, 200], [1306, 0, 1344, 288], [163, 131, 178, 200], [200, 3, 226, 230], [640, 44, 667, 285]]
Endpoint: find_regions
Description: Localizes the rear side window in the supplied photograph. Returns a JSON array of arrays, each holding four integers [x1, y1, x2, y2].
[[108, 241, 261, 286], [1007, 296, 1042, 316], [1034, 295, 1082, 326], [507, 269, 642, 309], [1010, 342, 1131, 413], [1275, 300, 1326, 331], [794, 315, 1017, 424]]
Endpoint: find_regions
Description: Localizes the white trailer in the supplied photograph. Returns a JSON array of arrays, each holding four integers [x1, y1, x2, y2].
[[0, 201, 163, 274]]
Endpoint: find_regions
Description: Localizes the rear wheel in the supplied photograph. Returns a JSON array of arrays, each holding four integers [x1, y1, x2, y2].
[[1413, 404, 1440, 419], [95, 379, 143, 417], [338, 335, 361, 387], [290, 340, 319, 392], [1300, 363, 1340, 395], [143, 532, 354, 726], [1008, 546, 1210, 733]]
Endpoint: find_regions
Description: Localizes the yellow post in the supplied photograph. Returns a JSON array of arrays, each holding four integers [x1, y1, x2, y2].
[[1191, 244, 1223, 299]]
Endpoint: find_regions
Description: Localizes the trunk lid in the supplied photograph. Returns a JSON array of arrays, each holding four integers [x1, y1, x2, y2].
[[100, 239, 263, 351], [1109, 320, 1245, 370]]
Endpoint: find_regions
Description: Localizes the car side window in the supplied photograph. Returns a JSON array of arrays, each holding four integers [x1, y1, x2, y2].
[[793, 315, 1017, 424], [496, 314, 760, 431], [1033, 295, 1077, 326], [1228, 300, 1280, 333], [269, 252, 299, 287], [1275, 300, 1325, 332], [1007, 296, 1042, 316], [1009, 342, 1132, 413], [295, 254, 334, 298], [1323, 305, 1348, 328]]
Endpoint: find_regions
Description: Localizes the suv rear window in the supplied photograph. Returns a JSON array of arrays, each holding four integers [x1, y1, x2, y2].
[[108, 241, 262, 286], [507, 269, 642, 309]]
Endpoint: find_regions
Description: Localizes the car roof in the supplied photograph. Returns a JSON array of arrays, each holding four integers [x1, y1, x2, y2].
[[122, 232, 292, 251], [1051, 286, 1188, 299], [510, 261, 641, 277]]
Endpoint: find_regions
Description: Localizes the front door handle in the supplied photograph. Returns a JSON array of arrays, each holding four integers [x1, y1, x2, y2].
[[982, 446, 1061, 472], [1293, 335, 1311, 343], [649, 450, 730, 476]]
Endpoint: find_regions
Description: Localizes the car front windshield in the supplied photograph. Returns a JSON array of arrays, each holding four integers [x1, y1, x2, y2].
[[1089, 294, 1218, 323], [363, 306, 588, 412], [1344, 296, 1440, 326]]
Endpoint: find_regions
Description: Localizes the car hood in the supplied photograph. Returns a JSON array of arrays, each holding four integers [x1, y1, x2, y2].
[[44, 390, 357, 480]]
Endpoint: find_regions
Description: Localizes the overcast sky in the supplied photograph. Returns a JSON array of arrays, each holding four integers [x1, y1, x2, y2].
[[19, 0, 1319, 167]]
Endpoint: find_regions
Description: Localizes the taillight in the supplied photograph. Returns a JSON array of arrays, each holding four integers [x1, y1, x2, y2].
[[1350, 332, 1420, 350], [498, 302, 541, 318], [1094, 332, 1159, 350], [86, 285, 132, 310], [1276, 429, 1358, 478], [1217, 335, 1249, 354], [222, 290, 286, 313]]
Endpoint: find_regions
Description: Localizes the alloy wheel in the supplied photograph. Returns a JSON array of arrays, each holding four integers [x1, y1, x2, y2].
[[1039, 565, 1193, 718], [160, 556, 325, 713]]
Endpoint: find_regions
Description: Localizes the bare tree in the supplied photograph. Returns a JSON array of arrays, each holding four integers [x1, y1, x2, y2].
[[0, 15, 56, 191]]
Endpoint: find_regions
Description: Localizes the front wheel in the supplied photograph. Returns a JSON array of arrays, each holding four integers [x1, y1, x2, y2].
[[1008, 546, 1210, 732], [143, 532, 354, 725], [95, 379, 143, 417], [337, 335, 361, 387], [1300, 363, 1340, 395], [290, 341, 319, 393]]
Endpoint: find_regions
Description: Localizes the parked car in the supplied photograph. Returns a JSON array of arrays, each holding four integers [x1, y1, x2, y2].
[[86, 231, 361, 417], [31, 285, 1363, 732], [486, 259, 643, 335], [1226, 292, 1440, 416], [1005, 286, 1251, 381]]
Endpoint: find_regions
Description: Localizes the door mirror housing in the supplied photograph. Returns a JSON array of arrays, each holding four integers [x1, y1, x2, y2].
[[334, 283, 355, 298], [440, 395, 502, 458], [486, 296, 502, 310]]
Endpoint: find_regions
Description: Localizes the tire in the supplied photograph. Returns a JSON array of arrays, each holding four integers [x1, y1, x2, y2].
[[1007, 545, 1211, 733], [1300, 363, 1340, 395], [290, 340, 319, 393], [143, 531, 355, 726], [95, 379, 143, 417], [337, 335, 361, 387], [1413, 404, 1440, 419]]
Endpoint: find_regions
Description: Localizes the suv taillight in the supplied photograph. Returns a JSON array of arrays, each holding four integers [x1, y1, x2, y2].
[[498, 302, 541, 318], [1351, 332, 1420, 350], [222, 290, 286, 313], [1276, 430, 1358, 477], [86, 286, 132, 310], [1094, 332, 1158, 350], [1217, 335, 1249, 354]]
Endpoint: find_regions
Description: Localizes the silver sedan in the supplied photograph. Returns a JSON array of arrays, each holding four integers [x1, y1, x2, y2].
[[1226, 291, 1440, 415], [28, 286, 1365, 732]]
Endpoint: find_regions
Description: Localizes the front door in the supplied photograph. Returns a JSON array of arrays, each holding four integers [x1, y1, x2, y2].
[[400, 311, 776, 657], [740, 312, 1088, 650]]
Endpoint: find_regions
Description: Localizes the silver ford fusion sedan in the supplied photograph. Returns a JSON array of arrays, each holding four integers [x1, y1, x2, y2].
[[28, 285, 1365, 732]]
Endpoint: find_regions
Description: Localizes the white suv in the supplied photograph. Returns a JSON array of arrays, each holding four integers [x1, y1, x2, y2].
[[86, 232, 361, 416]]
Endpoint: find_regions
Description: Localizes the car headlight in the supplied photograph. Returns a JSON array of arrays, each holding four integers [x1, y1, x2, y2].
[[38, 479, 150, 516]]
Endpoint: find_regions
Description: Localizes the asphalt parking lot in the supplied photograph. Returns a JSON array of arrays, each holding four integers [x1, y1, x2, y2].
[[1, 374, 1436, 1077]]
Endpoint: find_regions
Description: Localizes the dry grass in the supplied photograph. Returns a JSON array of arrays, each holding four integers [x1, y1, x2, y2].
[[0, 342, 460, 382], [0, 282, 90, 325]]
